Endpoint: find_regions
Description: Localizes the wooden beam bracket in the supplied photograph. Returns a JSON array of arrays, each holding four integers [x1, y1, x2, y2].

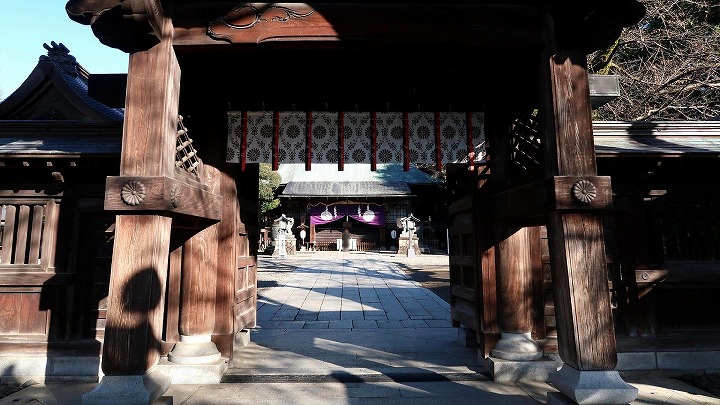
[[551, 175, 613, 211], [104, 175, 222, 222], [493, 175, 613, 222]]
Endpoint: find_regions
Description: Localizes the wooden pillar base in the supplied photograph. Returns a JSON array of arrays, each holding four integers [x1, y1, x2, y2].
[[549, 365, 638, 404], [167, 334, 222, 365]]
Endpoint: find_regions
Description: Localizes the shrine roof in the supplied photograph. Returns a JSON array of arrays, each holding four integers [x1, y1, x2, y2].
[[0, 121, 122, 158], [278, 163, 441, 184], [278, 163, 440, 197], [593, 121, 720, 156], [282, 180, 412, 198], [0, 42, 124, 121]]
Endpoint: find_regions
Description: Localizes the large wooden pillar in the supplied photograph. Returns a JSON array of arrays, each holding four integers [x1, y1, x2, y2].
[[493, 226, 543, 357], [540, 8, 637, 404], [484, 106, 543, 364], [166, 164, 224, 365], [104, 17, 178, 375], [83, 8, 179, 405]]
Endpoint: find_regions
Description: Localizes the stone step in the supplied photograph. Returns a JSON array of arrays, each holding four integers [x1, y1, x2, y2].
[[221, 366, 488, 383]]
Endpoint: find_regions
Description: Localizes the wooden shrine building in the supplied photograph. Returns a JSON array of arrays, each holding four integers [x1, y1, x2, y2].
[[275, 163, 446, 252], [11, 1, 720, 404]]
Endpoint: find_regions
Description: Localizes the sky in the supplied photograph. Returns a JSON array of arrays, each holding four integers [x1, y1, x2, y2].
[[0, 1, 129, 100]]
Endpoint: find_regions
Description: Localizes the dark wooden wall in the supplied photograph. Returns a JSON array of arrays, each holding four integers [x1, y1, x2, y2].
[[447, 153, 720, 356], [0, 159, 117, 354]]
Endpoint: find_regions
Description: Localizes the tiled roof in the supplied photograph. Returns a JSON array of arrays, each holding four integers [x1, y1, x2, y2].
[[39, 42, 124, 121], [593, 121, 720, 156], [276, 163, 442, 185], [0, 121, 122, 156], [282, 180, 412, 197]]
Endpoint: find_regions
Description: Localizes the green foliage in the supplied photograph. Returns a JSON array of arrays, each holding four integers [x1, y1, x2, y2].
[[258, 163, 281, 216]]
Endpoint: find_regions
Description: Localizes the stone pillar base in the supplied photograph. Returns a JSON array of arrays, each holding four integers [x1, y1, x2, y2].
[[490, 332, 543, 361], [82, 368, 170, 405], [397, 236, 420, 256], [485, 356, 560, 382], [167, 334, 222, 365], [549, 364, 638, 404]]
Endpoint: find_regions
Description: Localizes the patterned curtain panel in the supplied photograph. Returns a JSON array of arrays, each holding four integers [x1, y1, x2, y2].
[[312, 112, 339, 163], [344, 112, 372, 164], [226, 112, 242, 163], [376, 112, 404, 164], [409, 112, 434, 164], [471, 112, 486, 161], [440, 112, 466, 164], [227, 111, 485, 165], [279, 112, 306, 164], [310, 203, 385, 226]]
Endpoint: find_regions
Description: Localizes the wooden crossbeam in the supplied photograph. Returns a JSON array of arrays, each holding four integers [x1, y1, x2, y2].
[[104, 175, 222, 223], [492, 176, 613, 224]]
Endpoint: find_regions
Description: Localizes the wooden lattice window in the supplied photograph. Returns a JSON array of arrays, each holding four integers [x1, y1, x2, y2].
[[176, 115, 200, 175], [509, 111, 542, 177], [0, 202, 51, 267]]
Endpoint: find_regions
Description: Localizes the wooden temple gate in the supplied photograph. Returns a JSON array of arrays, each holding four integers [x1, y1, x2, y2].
[[63, 1, 646, 403]]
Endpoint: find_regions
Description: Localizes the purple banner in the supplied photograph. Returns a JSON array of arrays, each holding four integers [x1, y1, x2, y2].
[[310, 203, 385, 226]]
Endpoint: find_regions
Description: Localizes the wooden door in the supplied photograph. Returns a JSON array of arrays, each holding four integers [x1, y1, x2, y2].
[[72, 212, 115, 340], [235, 164, 259, 333], [446, 163, 499, 356]]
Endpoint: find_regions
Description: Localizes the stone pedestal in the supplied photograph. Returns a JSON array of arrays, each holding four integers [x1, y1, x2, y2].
[[397, 235, 420, 256], [271, 237, 296, 256], [82, 368, 170, 405], [485, 356, 560, 382], [167, 334, 222, 365], [490, 332, 543, 361], [549, 364, 638, 404]]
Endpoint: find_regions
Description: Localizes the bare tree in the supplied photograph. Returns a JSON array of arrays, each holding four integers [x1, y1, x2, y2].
[[589, 0, 720, 121]]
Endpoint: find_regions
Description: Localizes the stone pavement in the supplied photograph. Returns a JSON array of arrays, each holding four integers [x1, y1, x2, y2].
[[2, 251, 720, 404]]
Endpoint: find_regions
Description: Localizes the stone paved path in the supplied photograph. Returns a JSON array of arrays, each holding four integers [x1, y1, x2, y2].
[[255, 252, 451, 330]]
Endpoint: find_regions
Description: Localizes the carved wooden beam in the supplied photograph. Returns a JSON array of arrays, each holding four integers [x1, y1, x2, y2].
[[66, 0, 164, 53], [104, 175, 222, 222], [173, 4, 543, 47], [492, 176, 612, 223]]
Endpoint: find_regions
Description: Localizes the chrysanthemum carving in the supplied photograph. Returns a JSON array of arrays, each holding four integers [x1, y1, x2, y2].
[[121, 180, 147, 206], [170, 185, 181, 208], [571, 179, 597, 204]]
